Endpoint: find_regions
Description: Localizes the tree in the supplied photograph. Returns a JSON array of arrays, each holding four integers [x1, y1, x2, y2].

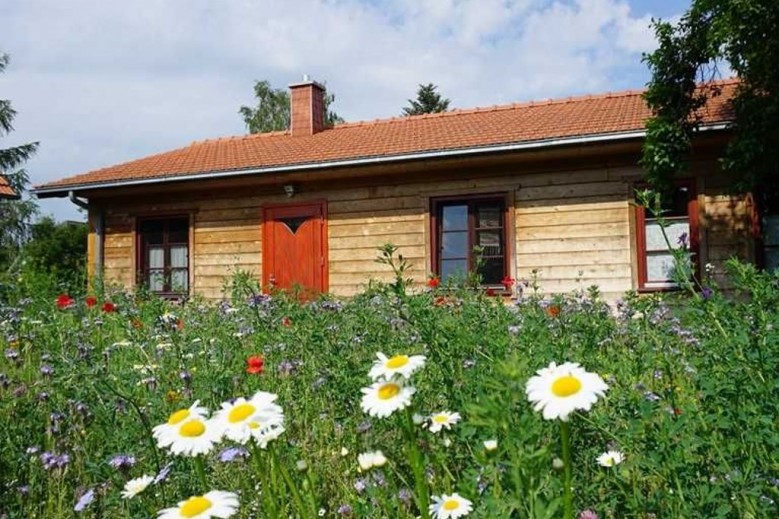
[[402, 83, 451, 116], [239, 80, 344, 134], [23, 217, 88, 288], [0, 52, 38, 271], [641, 0, 778, 207]]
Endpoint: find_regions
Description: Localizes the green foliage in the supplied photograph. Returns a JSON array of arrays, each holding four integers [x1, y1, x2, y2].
[[402, 83, 451, 116], [0, 265, 778, 518], [0, 52, 39, 272], [641, 0, 779, 205], [239, 79, 344, 134], [22, 217, 88, 290]]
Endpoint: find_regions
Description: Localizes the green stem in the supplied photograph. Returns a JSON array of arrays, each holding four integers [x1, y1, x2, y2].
[[404, 408, 430, 519], [560, 421, 574, 519], [271, 447, 310, 518], [194, 456, 208, 490], [251, 444, 277, 517]]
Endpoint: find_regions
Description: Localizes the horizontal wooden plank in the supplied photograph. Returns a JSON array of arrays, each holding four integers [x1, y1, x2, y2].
[[195, 230, 260, 244], [329, 259, 426, 274], [516, 249, 631, 267], [517, 263, 632, 280], [329, 246, 425, 262], [196, 242, 262, 255], [193, 254, 261, 267], [517, 181, 628, 202], [329, 196, 423, 214], [518, 222, 629, 240], [328, 213, 423, 227], [328, 233, 425, 249], [517, 207, 627, 228], [516, 235, 629, 253], [194, 220, 261, 233], [194, 265, 261, 277], [516, 199, 628, 215], [329, 221, 424, 239]]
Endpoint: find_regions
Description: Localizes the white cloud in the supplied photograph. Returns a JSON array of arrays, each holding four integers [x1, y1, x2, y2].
[[0, 0, 678, 220]]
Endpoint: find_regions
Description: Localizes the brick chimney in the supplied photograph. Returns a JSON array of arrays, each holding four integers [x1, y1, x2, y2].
[[289, 75, 326, 136]]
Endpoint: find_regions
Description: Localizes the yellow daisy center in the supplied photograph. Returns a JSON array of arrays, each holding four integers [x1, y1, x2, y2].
[[386, 355, 410, 369], [433, 414, 449, 423], [378, 383, 401, 400], [167, 409, 190, 425], [551, 375, 582, 397], [179, 419, 206, 437], [443, 499, 460, 510], [180, 496, 212, 517], [228, 403, 256, 423]]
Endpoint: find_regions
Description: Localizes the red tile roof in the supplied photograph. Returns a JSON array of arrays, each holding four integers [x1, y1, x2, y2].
[[0, 175, 19, 199], [36, 80, 737, 192]]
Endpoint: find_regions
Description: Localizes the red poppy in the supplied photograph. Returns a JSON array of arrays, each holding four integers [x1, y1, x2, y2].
[[485, 288, 496, 297], [176, 319, 185, 331], [501, 276, 515, 290], [56, 294, 74, 309], [246, 355, 264, 375], [545, 304, 561, 318], [85, 296, 98, 308], [426, 277, 440, 289], [434, 296, 447, 307], [281, 316, 292, 327], [102, 302, 116, 313]]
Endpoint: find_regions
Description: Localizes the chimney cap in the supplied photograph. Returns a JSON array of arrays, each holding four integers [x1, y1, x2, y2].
[[288, 75, 326, 91]]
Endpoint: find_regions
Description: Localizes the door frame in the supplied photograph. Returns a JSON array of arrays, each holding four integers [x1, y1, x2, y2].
[[261, 200, 329, 293]]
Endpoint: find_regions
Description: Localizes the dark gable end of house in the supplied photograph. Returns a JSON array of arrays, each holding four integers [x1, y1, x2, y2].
[[34, 78, 765, 301]]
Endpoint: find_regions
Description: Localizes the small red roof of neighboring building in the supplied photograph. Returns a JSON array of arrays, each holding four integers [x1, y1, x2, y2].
[[0, 175, 19, 199], [35, 80, 737, 193]]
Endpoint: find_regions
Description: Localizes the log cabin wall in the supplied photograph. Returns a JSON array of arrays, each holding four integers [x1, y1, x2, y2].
[[89, 153, 755, 304]]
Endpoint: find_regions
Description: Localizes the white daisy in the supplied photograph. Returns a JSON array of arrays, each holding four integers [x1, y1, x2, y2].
[[157, 490, 239, 519], [483, 440, 498, 451], [249, 424, 285, 449], [152, 401, 209, 444], [429, 493, 473, 519], [360, 379, 416, 418], [357, 450, 387, 471], [597, 450, 624, 467], [121, 475, 153, 499], [155, 417, 222, 457], [428, 411, 461, 433], [525, 362, 608, 421], [368, 352, 426, 380], [213, 392, 284, 444]]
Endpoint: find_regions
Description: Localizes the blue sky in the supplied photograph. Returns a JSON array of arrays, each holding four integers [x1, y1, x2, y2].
[[1, 0, 691, 221]]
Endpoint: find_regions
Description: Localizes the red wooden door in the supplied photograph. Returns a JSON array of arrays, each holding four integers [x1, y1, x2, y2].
[[262, 201, 328, 295]]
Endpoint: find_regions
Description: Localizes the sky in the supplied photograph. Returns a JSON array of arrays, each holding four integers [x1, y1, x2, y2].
[[1, 0, 690, 221]]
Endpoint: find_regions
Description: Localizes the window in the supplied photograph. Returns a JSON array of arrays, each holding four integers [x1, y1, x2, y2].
[[635, 182, 699, 290], [137, 216, 190, 295], [761, 191, 779, 271], [431, 195, 508, 286]]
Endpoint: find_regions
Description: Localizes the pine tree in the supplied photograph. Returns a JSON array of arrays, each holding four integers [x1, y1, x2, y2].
[[0, 52, 38, 271], [402, 83, 451, 116]]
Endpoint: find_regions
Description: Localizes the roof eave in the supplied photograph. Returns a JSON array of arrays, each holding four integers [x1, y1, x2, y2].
[[33, 123, 731, 198]]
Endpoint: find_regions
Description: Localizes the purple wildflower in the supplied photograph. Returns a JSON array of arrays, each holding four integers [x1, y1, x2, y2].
[[153, 462, 174, 484], [337, 504, 354, 515], [579, 510, 599, 519], [677, 232, 688, 248], [40, 364, 54, 377], [74, 488, 95, 512], [353, 478, 368, 493], [108, 454, 136, 471], [397, 487, 413, 505], [4, 348, 19, 361], [701, 287, 714, 300], [18, 485, 30, 496], [644, 391, 661, 402], [356, 421, 372, 434], [179, 371, 192, 383], [218, 447, 249, 463], [40, 451, 70, 470]]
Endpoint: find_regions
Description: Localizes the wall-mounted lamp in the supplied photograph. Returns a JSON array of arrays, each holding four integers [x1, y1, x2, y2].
[[283, 184, 295, 198]]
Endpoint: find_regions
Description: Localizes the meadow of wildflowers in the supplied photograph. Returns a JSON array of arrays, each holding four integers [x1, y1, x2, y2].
[[0, 258, 778, 518]]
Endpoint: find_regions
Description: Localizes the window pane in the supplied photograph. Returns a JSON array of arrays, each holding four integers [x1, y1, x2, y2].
[[170, 245, 188, 268], [442, 231, 468, 259], [766, 248, 779, 272], [442, 205, 468, 231], [147, 247, 165, 269], [148, 270, 165, 292], [140, 220, 164, 245], [478, 258, 504, 285], [645, 219, 689, 251], [476, 204, 501, 228], [441, 259, 468, 281], [171, 269, 188, 292], [646, 252, 676, 284], [477, 230, 502, 256], [169, 218, 189, 243], [764, 215, 779, 247], [662, 185, 691, 217]]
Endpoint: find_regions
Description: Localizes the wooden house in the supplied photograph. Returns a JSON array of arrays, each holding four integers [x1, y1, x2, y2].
[[34, 78, 773, 302]]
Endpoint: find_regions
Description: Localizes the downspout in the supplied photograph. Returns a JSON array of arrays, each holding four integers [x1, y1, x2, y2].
[[68, 191, 103, 278]]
